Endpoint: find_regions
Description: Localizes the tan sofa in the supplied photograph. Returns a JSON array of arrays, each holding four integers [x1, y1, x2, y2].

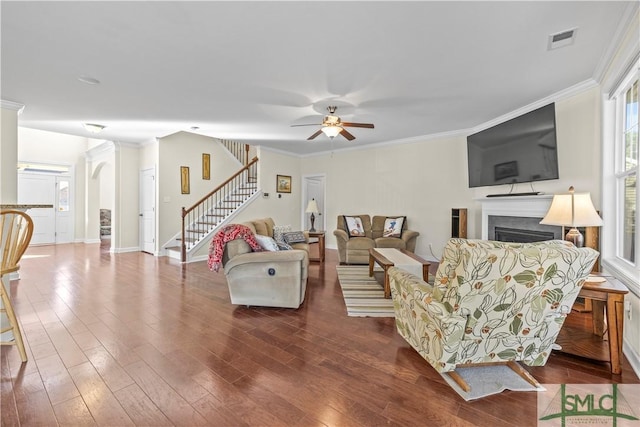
[[333, 215, 419, 264], [222, 218, 309, 309]]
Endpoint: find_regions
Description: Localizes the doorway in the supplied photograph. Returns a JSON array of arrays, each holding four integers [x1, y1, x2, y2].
[[302, 174, 326, 232], [140, 168, 156, 254], [18, 169, 73, 244]]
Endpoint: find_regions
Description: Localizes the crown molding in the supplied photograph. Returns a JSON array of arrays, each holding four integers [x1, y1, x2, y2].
[[1, 100, 25, 115], [300, 128, 469, 158], [84, 141, 115, 161], [469, 79, 599, 134], [259, 144, 305, 158], [300, 79, 599, 159], [593, 2, 639, 85], [113, 140, 141, 149]]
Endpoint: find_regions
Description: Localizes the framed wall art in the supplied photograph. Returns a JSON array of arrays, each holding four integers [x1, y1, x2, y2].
[[202, 153, 210, 180], [276, 175, 291, 193], [181, 166, 190, 194]]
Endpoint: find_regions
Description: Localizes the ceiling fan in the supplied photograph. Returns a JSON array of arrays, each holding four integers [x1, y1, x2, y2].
[[291, 106, 374, 141]]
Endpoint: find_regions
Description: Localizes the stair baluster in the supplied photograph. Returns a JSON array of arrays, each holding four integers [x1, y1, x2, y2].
[[180, 156, 258, 262]]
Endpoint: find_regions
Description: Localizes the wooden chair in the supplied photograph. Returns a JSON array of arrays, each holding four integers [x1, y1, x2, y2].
[[1, 210, 34, 362]]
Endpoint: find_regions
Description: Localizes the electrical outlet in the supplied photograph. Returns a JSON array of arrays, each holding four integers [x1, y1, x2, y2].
[[625, 301, 632, 320]]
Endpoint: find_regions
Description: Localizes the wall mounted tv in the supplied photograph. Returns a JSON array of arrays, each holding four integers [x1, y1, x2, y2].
[[467, 103, 559, 189]]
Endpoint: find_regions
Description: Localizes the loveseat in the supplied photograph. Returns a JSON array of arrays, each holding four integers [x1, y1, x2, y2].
[[221, 218, 309, 309], [333, 215, 419, 264], [389, 238, 599, 374]]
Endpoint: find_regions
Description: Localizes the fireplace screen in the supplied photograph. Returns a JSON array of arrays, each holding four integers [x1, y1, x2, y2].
[[488, 215, 562, 242], [494, 226, 555, 243]]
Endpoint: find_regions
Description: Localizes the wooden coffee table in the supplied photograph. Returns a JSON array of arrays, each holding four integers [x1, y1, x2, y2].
[[368, 248, 430, 299]]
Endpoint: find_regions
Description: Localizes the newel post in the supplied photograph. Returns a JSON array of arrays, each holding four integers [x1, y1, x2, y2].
[[181, 207, 187, 262]]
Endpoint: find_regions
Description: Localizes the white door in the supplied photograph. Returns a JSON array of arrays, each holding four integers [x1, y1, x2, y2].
[[55, 176, 73, 243], [140, 168, 156, 254], [303, 175, 326, 232], [18, 173, 56, 244], [18, 171, 73, 244]]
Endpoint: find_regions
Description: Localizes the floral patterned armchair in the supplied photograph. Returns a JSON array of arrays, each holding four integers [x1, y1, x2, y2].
[[389, 238, 599, 374]]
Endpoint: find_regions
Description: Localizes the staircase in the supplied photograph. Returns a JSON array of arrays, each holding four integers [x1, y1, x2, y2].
[[165, 155, 259, 263]]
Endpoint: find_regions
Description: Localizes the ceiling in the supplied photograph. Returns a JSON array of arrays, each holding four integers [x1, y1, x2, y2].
[[1, 1, 635, 156]]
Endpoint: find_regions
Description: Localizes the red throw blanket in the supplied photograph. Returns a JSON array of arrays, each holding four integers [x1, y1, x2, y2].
[[208, 224, 262, 272]]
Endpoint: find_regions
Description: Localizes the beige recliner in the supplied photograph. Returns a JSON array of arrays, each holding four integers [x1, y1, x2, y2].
[[221, 218, 309, 309], [333, 215, 419, 264]]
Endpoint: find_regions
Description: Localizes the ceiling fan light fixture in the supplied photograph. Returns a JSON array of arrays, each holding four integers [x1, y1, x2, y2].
[[321, 126, 342, 138], [83, 123, 106, 134]]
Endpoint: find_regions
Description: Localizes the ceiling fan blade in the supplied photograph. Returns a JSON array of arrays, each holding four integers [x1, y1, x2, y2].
[[307, 129, 323, 140], [340, 128, 356, 141], [342, 122, 375, 129], [291, 123, 321, 127]]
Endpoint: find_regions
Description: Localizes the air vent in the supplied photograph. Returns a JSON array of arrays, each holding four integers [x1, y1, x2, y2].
[[548, 28, 577, 50]]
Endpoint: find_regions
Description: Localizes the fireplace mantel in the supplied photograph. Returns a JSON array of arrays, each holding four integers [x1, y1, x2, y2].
[[478, 195, 553, 239]]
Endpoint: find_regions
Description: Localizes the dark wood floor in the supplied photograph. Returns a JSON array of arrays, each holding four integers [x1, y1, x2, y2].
[[2, 242, 638, 427]]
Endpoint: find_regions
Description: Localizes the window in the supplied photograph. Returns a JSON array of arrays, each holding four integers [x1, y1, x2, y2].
[[605, 63, 639, 291], [619, 79, 638, 264]]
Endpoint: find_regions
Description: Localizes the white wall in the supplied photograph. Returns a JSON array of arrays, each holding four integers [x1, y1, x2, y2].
[[140, 141, 158, 171], [99, 162, 114, 211], [301, 134, 472, 261], [232, 146, 303, 227], [191, 146, 303, 260], [157, 131, 242, 247], [113, 144, 140, 251], [298, 85, 602, 262], [598, 5, 640, 375], [17, 127, 90, 240], [0, 107, 19, 203]]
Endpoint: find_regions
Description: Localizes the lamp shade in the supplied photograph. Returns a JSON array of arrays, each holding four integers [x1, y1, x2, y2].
[[321, 126, 341, 138], [540, 187, 603, 227], [305, 199, 319, 214]]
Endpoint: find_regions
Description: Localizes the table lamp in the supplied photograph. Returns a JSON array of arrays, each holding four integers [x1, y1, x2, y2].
[[305, 199, 319, 232], [540, 186, 603, 247]]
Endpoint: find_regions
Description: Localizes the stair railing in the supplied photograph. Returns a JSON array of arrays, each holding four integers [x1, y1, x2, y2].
[[181, 156, 258, 262], [221, 140, 250, 165]]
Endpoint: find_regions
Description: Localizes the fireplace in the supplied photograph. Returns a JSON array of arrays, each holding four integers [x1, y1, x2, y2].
[[494, 226, 556, 243], [488, 214, 561, 242], [479, 194, 600, 270], [480, 195, 561, 242]]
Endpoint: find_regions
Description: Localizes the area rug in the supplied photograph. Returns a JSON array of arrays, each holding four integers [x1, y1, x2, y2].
[[336, 265, 394, 317], [441, 364, 545, 401]]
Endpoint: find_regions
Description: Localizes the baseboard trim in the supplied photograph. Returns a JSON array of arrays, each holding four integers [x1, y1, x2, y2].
[[110, 246, 140, 254], [623, 340, 640, 378]]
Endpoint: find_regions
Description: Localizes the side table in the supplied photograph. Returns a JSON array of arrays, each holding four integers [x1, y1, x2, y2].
[[556, 275, 629, 374], [308, 231, 325, 263]]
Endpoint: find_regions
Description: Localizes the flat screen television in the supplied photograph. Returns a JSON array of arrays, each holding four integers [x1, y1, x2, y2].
[[467, 103, 559, 189]]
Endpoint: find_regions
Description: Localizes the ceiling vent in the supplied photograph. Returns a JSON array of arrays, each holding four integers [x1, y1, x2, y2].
[[548, 28, 577, 50]]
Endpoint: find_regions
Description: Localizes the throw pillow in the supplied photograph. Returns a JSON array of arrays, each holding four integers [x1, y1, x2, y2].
[[383, 216, 405, 238], [277, 241, 293, 250], [254, 234, 279, 251], [344, 216, 366, 238], [283, 231, 306, 244], [273, 225, 291, 244]]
